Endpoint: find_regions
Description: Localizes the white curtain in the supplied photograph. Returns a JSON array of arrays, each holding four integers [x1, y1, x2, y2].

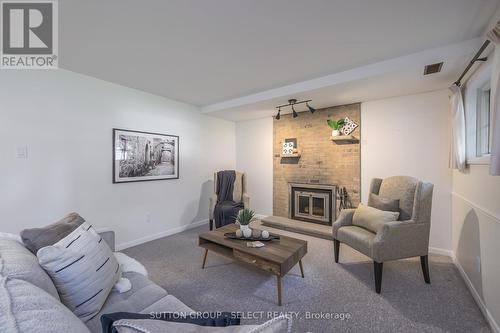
[[449, 85, 466, 172], [488, 21, 500, 176]]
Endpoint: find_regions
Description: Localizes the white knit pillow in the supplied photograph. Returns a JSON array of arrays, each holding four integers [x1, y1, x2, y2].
[[352, 203, 400, 234], [37, 222, 121, 322]]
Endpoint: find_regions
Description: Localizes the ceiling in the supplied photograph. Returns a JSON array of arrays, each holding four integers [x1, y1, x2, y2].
[[59, 0, 499, 118], [203, 38, 485, 121]]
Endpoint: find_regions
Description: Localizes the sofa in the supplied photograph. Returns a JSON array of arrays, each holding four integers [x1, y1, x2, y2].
[[1, 229, 291, 333], [0, 230, 194, 333]]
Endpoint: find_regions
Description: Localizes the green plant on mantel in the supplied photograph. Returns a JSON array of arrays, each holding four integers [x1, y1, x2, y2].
[[327, 119, 345, 130], [235, 208, 255, 226]]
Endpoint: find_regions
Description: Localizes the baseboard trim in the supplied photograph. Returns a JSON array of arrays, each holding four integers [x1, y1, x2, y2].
[[453, 256, 500, 333], [115, 219, 208, 251], [428, 246, 454, 257]]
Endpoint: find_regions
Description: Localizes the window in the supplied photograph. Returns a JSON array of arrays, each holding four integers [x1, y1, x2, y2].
[[476, 84, 491, 157], [464, 58, 492, 165]]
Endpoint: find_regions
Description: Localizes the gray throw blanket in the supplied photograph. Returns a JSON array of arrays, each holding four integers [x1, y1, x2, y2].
[[214, 170, 243, 228]]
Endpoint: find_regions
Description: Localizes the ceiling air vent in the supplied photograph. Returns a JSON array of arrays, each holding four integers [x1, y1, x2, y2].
[[423, 62, 443, 75]]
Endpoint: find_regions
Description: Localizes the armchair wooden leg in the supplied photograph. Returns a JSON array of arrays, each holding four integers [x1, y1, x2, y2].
[[209, 219, 214, 231], [374, 261, 383, 294], [333, 239, 340, 263], [420, 255, 430, 284]]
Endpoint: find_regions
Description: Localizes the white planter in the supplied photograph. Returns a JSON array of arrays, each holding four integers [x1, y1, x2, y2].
[[331, 129, 340, 137], [239, 224, 251, 232]]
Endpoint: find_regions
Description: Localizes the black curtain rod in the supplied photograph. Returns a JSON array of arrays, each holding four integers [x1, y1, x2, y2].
[[454, 40, 491, 87]]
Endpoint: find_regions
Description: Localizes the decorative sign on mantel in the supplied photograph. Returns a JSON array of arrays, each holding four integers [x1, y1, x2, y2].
[[281, 138, 298, 156], [340, 117, 358, 135], [282, 141, 295, 155]]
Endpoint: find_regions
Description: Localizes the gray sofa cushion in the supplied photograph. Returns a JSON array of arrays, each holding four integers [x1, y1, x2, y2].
[[0, 276, 90, 333], [112, 315, 292, 333], [141, 294, 194, 314], [352, 204, 399, 234], [85, 272, 171, 333], [368, 193, 399, 213], [21, 212, 85, 254], [37, 222, 121, 322], [0, 238, 59, 300]]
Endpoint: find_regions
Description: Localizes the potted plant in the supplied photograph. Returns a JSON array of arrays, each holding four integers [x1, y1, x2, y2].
[[235, 208, 255, 237], [327, 118, 345, 137]]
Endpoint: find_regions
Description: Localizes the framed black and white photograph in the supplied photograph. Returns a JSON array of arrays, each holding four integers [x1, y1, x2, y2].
[[113, 129, 179, 183]]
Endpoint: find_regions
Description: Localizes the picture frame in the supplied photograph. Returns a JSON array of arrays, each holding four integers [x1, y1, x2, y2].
[[113, 128, 179, 183]]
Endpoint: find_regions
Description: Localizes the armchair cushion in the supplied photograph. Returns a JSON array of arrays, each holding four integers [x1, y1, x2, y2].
[[368, 193, 399, 213], [337, 226, 375, 258], [352, 204, 399, 234]]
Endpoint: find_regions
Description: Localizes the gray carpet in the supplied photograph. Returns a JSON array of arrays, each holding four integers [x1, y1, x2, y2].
[[123, 222, 490, 333]]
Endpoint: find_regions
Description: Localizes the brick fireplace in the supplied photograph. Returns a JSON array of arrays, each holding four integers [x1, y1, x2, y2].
[[273, 103, 361, 224]]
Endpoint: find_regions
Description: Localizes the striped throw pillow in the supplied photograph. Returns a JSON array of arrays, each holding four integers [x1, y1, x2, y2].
[[37, 222, 121, 322]]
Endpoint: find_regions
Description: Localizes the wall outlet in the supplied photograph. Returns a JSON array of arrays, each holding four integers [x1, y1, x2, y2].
[[475, 256, 481, 273], [146, 213, 151, 223]]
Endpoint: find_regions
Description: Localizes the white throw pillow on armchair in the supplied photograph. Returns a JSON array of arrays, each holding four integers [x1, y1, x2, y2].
[[352, 203, 400, 234]]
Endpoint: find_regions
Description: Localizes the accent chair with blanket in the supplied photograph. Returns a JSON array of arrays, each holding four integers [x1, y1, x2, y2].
[[209, 170, 250, 230], [332, 176, 434, 293]]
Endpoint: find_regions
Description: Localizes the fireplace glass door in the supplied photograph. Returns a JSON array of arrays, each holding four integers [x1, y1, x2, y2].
[[294, 191, 329, 223]]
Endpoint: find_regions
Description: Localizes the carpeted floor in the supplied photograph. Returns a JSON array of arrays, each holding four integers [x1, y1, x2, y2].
[[123, 221, 490, 333]]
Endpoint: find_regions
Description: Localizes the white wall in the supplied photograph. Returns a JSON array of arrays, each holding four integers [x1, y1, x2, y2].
[[451, 54, 500, 331], [453, 167, 500, 321], [235, 117, 273, 216], [361, 90, 453, 251], [0, 70, 235, 249]]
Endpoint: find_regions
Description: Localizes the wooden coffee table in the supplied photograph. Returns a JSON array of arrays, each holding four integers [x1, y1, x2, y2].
[[198, 223, 307, 306]]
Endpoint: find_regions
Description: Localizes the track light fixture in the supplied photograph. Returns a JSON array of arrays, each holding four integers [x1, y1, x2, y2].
[[274, 98, 315, 119]]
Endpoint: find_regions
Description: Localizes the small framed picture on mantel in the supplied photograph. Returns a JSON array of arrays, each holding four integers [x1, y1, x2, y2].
[[113, 129, 179, 183], [280, 138, 299, 158], [282, 141, 295, 155]]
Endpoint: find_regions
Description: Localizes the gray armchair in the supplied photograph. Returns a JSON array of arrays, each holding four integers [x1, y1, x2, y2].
[[333, 176, 434, 293], [209, 171, 250, 230]]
